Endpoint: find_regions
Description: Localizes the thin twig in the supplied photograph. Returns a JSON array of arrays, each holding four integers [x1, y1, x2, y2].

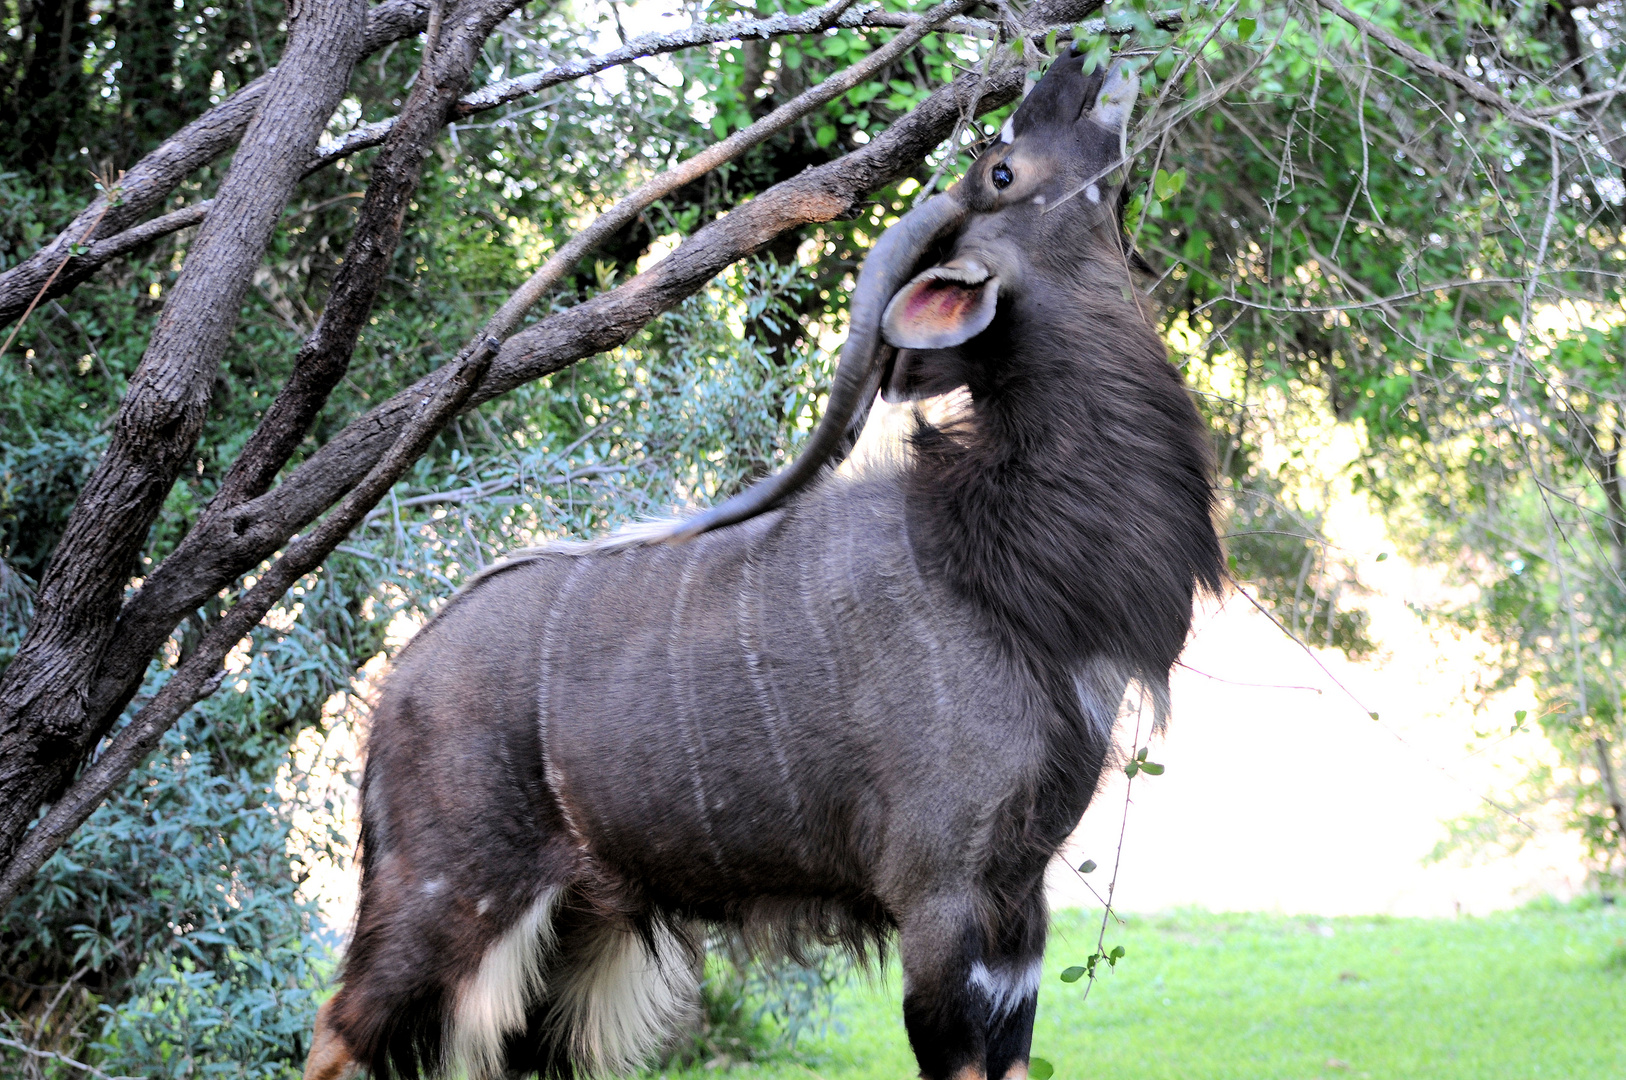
[[1232, 584, 1537, 833], [0, 1037, 145, 1080], [1311, 0, 1574, 142], [0, 182, 117, 360]]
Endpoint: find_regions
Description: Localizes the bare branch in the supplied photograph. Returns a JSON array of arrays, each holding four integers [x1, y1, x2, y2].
[[14, 0, 980, 303], [40, 0, 1130, 284], [485, 0, 975, 340], [0, 0, 435, 329], [1310, 0, 1575, 142], [213, 0, 530, 513]]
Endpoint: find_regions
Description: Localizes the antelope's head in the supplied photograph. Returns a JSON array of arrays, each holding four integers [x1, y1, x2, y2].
[[881, 51, 1141, 400]]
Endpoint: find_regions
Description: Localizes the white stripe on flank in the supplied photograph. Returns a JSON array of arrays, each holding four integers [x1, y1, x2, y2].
[[737, 553, 805, 831], [668, 549, 727, 867], [451, 889, 561, 1079], [968, 958, 1041, 1020], [538, 558, 594, 845]]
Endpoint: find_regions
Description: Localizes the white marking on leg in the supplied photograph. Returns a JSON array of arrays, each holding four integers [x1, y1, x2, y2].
[[968, 959, 1041, 1020], [451, 888, 561, 1080], [1001, 116, 1017, 144], [549, 922, 698, 1076], [1085, 183, 1101, 204]]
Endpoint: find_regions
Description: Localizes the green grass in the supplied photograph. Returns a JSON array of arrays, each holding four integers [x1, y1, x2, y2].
[[662, 903, 1626, 1080]]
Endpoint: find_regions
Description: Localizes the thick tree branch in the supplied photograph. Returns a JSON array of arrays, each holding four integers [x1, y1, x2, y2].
[[217, 0, 529, 512], [0, 0, 434, 329], [0, 0, 532, 859], [485, 0, 972, 339], [0, 0, 371, 869], [67, 55, 1029, 856]]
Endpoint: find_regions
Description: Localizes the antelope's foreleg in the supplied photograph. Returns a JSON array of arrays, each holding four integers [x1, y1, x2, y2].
[[980, 887, 1048, 1080], [303, 997, 362, 1080], [898, 894, 992, 1080]]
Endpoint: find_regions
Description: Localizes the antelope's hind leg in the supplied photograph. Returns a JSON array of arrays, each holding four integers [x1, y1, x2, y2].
[[980, 887, 1047, 1080], [303, 997, 361, 1080]]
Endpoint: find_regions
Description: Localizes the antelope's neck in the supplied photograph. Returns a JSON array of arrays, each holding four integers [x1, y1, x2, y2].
[[904, 319, 1222, 689]]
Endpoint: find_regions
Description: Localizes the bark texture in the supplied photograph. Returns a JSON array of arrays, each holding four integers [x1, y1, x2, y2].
[[0, 0, 370, 866]]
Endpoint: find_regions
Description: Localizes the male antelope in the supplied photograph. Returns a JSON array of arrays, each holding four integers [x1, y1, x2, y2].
[[304, 50, 1222, 1080]]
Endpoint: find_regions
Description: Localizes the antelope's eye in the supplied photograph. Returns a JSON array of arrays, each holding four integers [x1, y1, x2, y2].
[[991, 162, 1013, 189]]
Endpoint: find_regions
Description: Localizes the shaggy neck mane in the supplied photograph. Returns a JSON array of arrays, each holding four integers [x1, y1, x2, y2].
[[904, 276, 1223, 693]]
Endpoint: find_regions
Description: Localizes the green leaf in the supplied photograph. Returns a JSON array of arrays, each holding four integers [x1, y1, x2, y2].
[[1136, 746, 1149, 761], [1376, 552, 1389, 561], [1369, 711, 1381, 721], [1140, 761, 1165, 775], [1124, 760, 1140, 777], [1059, 966, 1086, 983], [1237, 17, 1257, 42], [1078, 859, 1097, 874], [1030, 1057, 1055, 1080], [1045, 29, 1059, 56], [814, 125, 838, 148]]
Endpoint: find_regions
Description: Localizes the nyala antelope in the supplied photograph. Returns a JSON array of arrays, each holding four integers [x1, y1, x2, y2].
[[304, 49, 1223, 1080]]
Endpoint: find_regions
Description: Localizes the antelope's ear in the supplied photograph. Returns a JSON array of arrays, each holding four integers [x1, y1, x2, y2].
[[881, 261, 999, 351]]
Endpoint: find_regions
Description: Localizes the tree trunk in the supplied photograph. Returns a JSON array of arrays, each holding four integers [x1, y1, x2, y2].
[[0, 0, 369, 869]]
